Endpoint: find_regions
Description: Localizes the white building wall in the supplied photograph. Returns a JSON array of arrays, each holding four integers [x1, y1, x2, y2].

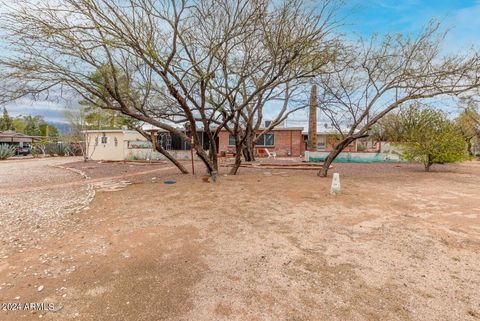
[[85, 130, 202, 161], [85, 131, 125, 161]]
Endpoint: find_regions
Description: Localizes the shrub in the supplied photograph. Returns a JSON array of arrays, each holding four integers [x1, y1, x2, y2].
[[31, 146, 40, 158], [68, 143, 82, 156], [0, 144, 16, 160], [54, 143, 72, 156], [125, 153, 140, 161], [399, 106, 469, 171]]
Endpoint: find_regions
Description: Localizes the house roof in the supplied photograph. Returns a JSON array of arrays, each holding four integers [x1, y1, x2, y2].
[[302, 130, 343, 135], [82, 129, 133, 134], [0, 131, 41, 143], [258, 127, 304, 131], [84, 126, 305, 134], [302, 125, 357, 136]]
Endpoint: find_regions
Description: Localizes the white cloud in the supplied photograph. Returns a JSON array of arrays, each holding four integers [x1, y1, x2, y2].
[[443, 3, 480, 53], [4, 98, 70, 123]]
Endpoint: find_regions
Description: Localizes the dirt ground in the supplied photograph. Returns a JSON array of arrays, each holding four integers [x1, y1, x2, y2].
[[1, 158, 479, 320]]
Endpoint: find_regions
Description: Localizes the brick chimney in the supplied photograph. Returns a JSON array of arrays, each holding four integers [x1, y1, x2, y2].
[[307, 85, 318, 151]]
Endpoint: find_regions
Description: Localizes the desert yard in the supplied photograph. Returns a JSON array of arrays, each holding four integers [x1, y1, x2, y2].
[[0, 157, 479, 321]]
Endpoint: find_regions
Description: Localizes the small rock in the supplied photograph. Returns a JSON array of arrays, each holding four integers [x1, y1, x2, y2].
[[121, 250, 131, 259], [37, 285, 44, 292], [15, 296, 20, 300]]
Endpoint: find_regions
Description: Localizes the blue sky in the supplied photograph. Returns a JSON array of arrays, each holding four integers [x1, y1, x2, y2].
[[344, 0, 480, 51], [288, 0, 480, 127], [4, 0, 480, 124]]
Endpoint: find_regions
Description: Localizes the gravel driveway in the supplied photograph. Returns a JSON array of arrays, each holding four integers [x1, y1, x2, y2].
[[0, 157, 93, 257]]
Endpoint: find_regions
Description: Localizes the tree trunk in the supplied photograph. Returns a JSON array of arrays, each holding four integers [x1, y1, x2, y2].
[[155, 144, 189, 174], [206, 131, 219, 171], [136, 128, 189, 174], [195, 148, 215, 173], [242, 132, 256, 162], [80, 147, 87, 162], [424, 162, 432, 172], [209, 145, 219, 173], [230, 144, 243, 175], [467, 139, 473, 156], [424, 155, 433, 172], [242, 144, 255, 162], [317, 140, 351, 177]]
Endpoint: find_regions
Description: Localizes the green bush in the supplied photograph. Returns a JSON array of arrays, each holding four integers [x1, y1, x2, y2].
[[54, 143, 72, 156], [399, 106, 469, 171], [0, 144, 16, 160], [125, 153, 140, 161], [31, 146, 39, 158]]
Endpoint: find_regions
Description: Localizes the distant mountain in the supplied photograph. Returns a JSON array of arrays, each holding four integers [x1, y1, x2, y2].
[[48, 122, 72, 134]]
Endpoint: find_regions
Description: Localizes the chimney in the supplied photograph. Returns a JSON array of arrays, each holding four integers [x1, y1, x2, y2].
[[307, 85, 318, 151]]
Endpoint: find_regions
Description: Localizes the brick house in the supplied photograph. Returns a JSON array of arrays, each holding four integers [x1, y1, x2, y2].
[[83, 126, 306, 161], [218, 127, 305, 157]]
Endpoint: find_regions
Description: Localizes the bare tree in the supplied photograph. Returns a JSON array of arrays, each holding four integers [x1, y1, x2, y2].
[[315, 23, 480, 176], [196, 0, 341, 174], [0, 0, 341, 177], [222, 82, 311, 174], [64, 106, 90, 162]]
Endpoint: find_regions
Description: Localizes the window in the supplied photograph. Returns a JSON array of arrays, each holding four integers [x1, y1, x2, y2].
[[257, 133, 274, 146], [228, 133, 274, 146], [158, 133, 172, 150], [114, 137, 118, 147], [228, 134, 236, 146], [171, 133, 190, 150], [101, 134, 108, 144], [317, 136, 326, 150]]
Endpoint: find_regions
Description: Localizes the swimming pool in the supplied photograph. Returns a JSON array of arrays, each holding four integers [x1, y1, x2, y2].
[[305, 151, 404, 163]]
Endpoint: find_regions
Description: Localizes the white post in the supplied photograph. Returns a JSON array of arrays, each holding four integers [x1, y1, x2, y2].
[[331, 172, 341, 195]]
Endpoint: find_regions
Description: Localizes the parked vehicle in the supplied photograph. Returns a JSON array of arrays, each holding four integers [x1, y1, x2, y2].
[[15, 146, 31, 156]]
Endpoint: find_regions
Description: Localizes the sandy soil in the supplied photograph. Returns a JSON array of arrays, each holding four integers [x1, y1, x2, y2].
[[0, 159, 479, 320]]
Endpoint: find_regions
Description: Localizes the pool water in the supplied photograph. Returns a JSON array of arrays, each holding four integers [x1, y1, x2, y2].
[[308, 153, 403, 163]]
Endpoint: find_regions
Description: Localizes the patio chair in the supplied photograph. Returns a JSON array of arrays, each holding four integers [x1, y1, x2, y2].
[[264, 149, 276, 159]]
